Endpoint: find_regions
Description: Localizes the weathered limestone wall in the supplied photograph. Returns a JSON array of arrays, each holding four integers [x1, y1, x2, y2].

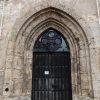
[[0, 0, 100, 100], [97, 0, 100, 24]]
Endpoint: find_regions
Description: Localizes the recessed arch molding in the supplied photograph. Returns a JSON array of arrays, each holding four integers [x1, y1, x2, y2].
[[4, 7, 93, 100]]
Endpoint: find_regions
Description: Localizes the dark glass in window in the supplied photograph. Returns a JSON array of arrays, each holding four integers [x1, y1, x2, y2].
[[33, 28, 70, 52]]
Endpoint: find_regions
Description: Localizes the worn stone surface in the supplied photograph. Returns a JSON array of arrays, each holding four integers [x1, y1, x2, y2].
[[0, 0, 100, 100]]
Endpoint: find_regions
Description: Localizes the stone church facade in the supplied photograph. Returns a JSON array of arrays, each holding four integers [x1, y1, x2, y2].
[[0, 0, 100, 100]]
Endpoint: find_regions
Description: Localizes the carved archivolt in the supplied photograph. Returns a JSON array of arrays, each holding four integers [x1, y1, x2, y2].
[[4, 7, 93, 99]]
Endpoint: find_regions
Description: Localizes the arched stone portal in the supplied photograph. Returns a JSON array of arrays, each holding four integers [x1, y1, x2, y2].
[[4, 7, 93, 100], [32, 28, 72, 100]]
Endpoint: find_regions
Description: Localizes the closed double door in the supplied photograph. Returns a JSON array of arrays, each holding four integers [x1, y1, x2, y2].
[[32, 52, 72, 100]]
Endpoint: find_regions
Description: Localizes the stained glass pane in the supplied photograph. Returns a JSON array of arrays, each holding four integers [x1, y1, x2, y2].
[[33, 28, 70, 52]]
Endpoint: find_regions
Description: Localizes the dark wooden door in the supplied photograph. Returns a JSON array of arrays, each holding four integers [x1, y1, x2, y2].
[[32, 52, 72, 100]]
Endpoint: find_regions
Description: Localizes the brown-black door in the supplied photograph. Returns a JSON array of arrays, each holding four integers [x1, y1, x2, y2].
[[32, 52, 72, 100]]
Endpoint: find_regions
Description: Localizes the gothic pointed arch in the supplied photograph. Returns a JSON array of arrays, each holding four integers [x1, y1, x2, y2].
[[33, 28, 70, 52], [32, 28, 72, 100], [4, 7, 93, 100]]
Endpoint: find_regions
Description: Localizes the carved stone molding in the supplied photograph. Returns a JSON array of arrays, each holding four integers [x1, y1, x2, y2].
[[4, 7, 94, 100]]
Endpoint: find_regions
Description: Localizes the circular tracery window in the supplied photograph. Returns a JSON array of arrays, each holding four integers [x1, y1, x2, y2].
[[33, 28, 69, 52]]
